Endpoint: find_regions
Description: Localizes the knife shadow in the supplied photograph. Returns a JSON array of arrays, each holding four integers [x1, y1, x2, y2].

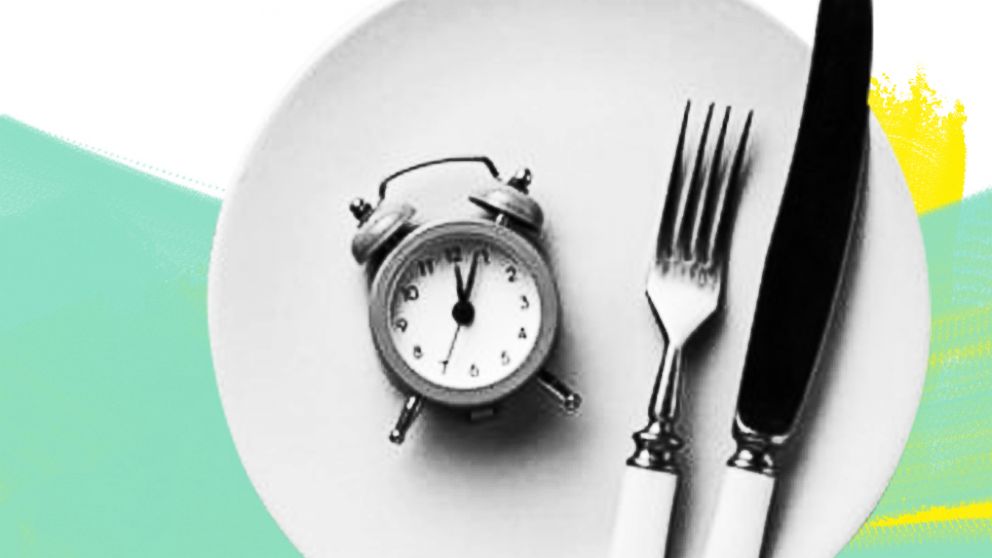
[[664, 151, 758, 558], [758, 153, 870, 557], [665, 318, 735, 558]]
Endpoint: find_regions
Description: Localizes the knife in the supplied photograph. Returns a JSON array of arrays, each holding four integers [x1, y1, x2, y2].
[[700, 1, 873, 558]]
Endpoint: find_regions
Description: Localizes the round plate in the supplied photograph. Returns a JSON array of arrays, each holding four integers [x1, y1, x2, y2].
[[208, 0, 930, 556]]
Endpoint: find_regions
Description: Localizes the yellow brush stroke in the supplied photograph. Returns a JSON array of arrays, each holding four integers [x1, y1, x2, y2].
[[850, 502, 992, 548], [929, 339, 992, 371], [869, 70, 968, 214], [867, 502, 992, 528]]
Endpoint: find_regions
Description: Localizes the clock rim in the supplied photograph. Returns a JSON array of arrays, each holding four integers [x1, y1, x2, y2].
[[368, 219, 560, 408]]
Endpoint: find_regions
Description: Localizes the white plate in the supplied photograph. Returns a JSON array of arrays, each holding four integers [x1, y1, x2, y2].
[[208, 0, 930, 556]]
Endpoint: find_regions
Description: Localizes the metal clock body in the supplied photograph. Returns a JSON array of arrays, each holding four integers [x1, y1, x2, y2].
[[349, 157, 580, 444], [370, 220, 559, 408]]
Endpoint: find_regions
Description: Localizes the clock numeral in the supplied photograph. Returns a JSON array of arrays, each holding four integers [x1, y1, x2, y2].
[[469, 364, 480, 377], [506, 265, 518, 283], [521, 295, 530, 310], [518, 327, 528, 340], [401, 285, 420, 302], [500, 351, 511, 366], [413, 346, 423, 359], [394, 318, 409, 332], [473, 249, 491, 265], [444, 246, 463, 263], [416, 259, 436, 277]]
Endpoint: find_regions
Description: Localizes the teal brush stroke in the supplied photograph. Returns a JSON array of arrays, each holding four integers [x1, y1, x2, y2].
[[839, 190, 992, 556], [3, 115, 992, 555], [0, 117, 298, 557]]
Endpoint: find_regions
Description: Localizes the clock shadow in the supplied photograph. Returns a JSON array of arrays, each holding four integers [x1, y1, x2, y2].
[[415, 380, 582, 465]]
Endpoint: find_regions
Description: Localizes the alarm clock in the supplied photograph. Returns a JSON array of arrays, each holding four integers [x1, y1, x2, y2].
[[349, 156, 581, 444]]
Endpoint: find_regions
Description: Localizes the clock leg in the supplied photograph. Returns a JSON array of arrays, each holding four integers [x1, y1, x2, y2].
[[537, 371, 582, 413], [468, 407, 499, 423], [389, 395, 424, 445]]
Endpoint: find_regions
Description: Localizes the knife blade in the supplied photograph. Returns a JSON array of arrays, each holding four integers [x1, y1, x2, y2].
[[700, 1, 873, 557]]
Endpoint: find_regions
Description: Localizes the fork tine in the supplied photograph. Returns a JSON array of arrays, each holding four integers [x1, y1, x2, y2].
[[690, 106, 732, 264], [674, 103, 715, 259], [656, 101, 692, 261], [706, 110, 754, 265]]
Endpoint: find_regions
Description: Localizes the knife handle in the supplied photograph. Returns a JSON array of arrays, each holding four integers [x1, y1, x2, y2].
[[609, 466, 678, 558], [700, 467, 776, 558]]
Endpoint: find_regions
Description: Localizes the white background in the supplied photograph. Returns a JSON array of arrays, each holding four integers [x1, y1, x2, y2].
[[0, 0, 987, 199]]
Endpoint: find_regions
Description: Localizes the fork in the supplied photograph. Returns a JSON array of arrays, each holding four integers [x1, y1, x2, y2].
[[609, 101, 752, 558]]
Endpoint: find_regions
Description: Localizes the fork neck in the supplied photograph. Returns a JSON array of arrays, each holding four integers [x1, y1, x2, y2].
[[627, 342, 685, 473], [649, 341, 683, 422]]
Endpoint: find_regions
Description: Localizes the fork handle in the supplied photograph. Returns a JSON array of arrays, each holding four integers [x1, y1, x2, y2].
[[609, 466, 678, 558], [700, 467, 776, 558]]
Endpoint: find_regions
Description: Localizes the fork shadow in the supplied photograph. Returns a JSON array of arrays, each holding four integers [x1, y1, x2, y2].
[[664, 151, 758, 558]]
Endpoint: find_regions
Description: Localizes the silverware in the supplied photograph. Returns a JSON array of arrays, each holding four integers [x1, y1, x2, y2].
[[700, 1, 873, 557], [610, 101, 752, 558]]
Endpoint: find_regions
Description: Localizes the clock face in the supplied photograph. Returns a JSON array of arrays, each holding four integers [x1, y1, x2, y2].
[[386, 233, 543, 391]]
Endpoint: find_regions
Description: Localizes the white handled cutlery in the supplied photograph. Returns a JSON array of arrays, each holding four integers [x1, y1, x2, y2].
[[610, 101, 752, 558]]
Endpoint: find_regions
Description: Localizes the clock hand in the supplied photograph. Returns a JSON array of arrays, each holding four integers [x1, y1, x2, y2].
[[440, 324, 462, 374], [463, 251, 481, 301], [451, 257, 477, 326], [455, 264, 467, 301]]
